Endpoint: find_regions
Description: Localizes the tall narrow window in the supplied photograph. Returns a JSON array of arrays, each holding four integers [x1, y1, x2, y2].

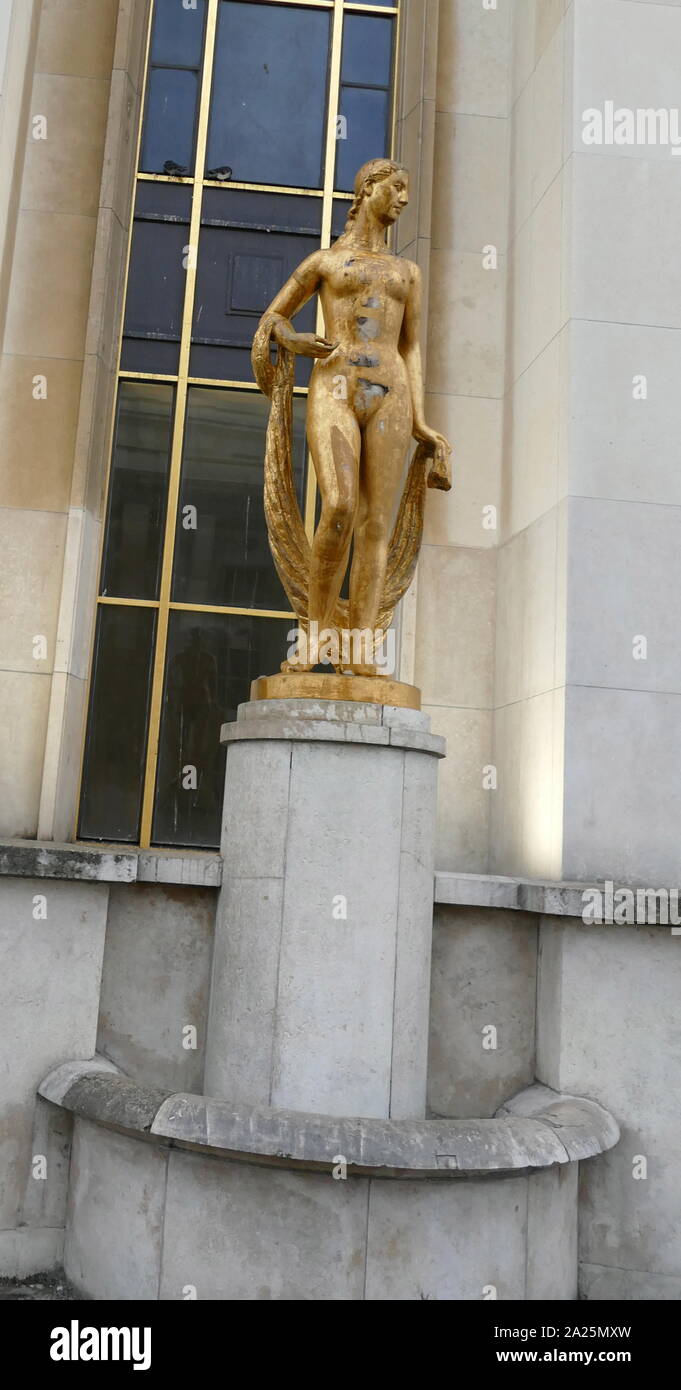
[[79, 0, 400, 849]]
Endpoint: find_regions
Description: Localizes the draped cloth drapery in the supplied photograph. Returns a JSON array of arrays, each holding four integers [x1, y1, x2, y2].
[[251, 311, 439, 648]]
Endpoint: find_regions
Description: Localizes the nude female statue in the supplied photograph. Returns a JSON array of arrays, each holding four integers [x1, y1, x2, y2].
[[251, 158, 452, 677]]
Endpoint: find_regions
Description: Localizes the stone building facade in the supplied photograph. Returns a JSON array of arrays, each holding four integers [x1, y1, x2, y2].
[[0, 0, 679, 1300]]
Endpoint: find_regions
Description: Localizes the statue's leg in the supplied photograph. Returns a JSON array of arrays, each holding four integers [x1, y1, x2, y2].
[[348, 394, 411, 674], [307, 388, 360, 649]]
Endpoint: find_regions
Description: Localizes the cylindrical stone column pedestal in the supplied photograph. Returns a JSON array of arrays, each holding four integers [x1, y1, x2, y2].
[[204, 699, 445, 1120]]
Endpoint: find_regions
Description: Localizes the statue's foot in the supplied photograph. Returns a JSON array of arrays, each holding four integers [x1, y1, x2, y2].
[[349, 662, 381, 678], [280, 659, 314, 674]]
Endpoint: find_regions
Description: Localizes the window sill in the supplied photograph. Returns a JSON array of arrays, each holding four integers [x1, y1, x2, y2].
[[0, 840, 222, 889]]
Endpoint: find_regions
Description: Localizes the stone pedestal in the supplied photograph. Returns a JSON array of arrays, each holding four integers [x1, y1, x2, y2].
[[204, 699, 445, 1120]]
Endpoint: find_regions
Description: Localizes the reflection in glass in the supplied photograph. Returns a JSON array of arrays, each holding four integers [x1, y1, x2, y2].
[[341, 15, 393, 88], [79, 606, 156, 843], [172, 388, 307, 609], [150, 0, 207, 68], [206, 1, 330, 187], [152, 611, 291, 846], [101, 383, 174, 601], [336, 87, 390, 193]]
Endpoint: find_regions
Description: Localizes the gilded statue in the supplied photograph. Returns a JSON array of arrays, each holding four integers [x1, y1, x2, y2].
[[251, 158, 452, 680]]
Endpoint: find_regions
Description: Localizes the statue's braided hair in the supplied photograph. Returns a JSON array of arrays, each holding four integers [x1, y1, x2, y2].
[[343, 158, 406, 232]]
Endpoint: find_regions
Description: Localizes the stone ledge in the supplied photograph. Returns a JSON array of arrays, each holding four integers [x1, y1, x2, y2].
[[0, 841, 222, 888], [222, 718, 445, 757], [434, 870, 681, 923], [221, 698, 446, 758], [39, 1060, 619, 1180]]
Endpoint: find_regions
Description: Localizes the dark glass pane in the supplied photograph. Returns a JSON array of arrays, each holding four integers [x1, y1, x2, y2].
[[121, 339, 180, 374], [172, 387, 306, 608], [189, 341, 312, 387], [140, 67, 199, 174], [192, 221, 319, 356], [152, 611, 291, 846], [134, 180, 193, 222], [336, 86, 390, 192], [150, 0, 207, 68], [79, 605, 156, 843], [201, 186, 322, 236], [189, 343, 252, 382], [206, 1, 330, 187], [101, 383, 174, 600], [341, 15, 393, 88], [124, 219, 187, 341], [331, 197, 352, 240]]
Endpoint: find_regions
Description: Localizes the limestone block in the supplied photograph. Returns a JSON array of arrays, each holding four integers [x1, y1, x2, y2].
[[563, 686, 681, 883], [0, 1229, 64, 1280], [571, 153, 681, 329], [425, 705, 492, 874], [205, 877, 285, 1104], [390, 752, 439, 1118], [159, 1152, 368, 1302], [570, 0, 681, 164], [428, 906, 537, 1117], [97, 882, 215, 1093], [365, 1176, 527, 1300], [537, 922, 681, 1291], [579, 1263, 681, 1302], [271, 740, 403, 1117], [65, 1119, 166, 1301], [0, 878, 107, 1253], [526, 1164, 578, 1300]]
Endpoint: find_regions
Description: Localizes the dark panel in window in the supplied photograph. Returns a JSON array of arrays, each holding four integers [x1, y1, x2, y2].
[[121, 339, 181, 374], [124, 219, 187, 342], [191, 220, 318, 382], [152, 611, 291, 846], [201, 186, 322, 235], [341, 14, 393, 88], [150, 0, 207, 67], [188, 343, 312, 387], [79, 605, 156, 843], [336, 86, 390, 192], [134, 181, 193, 222], [206, 1, 330, 187], [140, 67, 200, 175], [101, 383, 174, 601], [172, 387, 306, 609]]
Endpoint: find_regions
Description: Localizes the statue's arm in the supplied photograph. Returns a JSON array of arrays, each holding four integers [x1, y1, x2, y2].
[[400, 263, 429, 437], [401, 262, 452, 482], [259, 252, 336, 360]]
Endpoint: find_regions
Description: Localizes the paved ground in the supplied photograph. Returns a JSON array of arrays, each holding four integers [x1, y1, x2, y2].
[[0, 1270, 84, 1300]]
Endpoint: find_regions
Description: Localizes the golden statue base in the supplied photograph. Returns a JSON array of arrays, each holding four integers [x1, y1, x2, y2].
[[250, 671, 421, 710]]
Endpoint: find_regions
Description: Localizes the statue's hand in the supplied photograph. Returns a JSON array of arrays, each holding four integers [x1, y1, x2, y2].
[[272, 322, 337, 359], [413, 425, 453, 492]]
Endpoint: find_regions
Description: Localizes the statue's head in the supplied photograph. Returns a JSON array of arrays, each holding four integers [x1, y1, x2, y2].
[[345, 159, 410, 231]]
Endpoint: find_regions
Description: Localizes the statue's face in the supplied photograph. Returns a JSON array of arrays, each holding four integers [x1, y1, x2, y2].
[[368, 168, 410, 226]]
